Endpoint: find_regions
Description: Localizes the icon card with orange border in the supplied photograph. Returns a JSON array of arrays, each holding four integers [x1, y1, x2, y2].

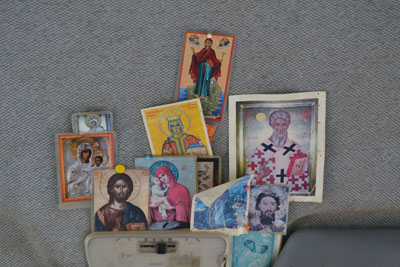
[[55, 132, 115, 209]]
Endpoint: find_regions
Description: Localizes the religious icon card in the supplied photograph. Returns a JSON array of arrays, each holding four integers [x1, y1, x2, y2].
[[141, 99, 212, 156], [191, 175, 251, 235], [92, 169, 149, 232], [248, 184, 289, 234], [55, 132, 115, 209], [197, 156, 222, 192], [231, 233, 282, 267], [177, 31, 235, 122], [229, 92, 326, 202], [134, 156, 198, 230], [71, 111, 113, 133]]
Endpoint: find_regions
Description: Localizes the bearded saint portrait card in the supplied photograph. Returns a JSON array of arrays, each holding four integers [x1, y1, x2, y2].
[[92, 169, 149, 232], [177, 31, 235, 122], [134, 156, 197, 230], [248, 184, 289, 234], [229, 92, 326, 202], [55, 132, 115, 209], [141, 99, 212, 156]]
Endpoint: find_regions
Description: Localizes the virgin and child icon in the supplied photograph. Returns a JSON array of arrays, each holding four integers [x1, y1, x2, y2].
[[148, 161, 193, 230], [56, 132, 114, 209]]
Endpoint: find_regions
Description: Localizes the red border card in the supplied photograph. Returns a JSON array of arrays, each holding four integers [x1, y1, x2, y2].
[[177, 31, 235, 122]]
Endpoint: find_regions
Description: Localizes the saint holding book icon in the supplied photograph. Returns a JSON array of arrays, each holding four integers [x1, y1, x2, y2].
[[245, 110, 310, 193]]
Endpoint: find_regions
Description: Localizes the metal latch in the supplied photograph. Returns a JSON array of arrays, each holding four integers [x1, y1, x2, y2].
[[138, 240, 176, 254]]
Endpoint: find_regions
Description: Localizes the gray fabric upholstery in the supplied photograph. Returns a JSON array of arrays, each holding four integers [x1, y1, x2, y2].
[[1, 0, 399, 266], [274, 229, 400, 267]]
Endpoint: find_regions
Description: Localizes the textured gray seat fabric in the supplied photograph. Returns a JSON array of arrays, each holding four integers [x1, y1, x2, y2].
[[273, 229, 400, 267], [1, 0, 399, 266]]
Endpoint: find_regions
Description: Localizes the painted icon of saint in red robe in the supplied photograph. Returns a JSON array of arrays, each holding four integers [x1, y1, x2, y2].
[[189, 38, 221, 97]]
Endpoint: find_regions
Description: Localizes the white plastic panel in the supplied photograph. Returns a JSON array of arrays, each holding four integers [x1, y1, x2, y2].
[[85, 231, 230, 267]]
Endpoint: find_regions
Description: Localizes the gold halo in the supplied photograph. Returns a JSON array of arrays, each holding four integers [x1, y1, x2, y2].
[[71, 137, 97, 161], [99, 171, 142, 202], [256, 112, 267, 122], [158, 109, 191, 137], [85, 114, 102, 128]]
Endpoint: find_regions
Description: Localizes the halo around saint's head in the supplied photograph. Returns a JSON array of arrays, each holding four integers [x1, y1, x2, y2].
[[158, 109, 191, 137], [71, 137, 97, 160], [85, 114, 102, 128], [150, 161, 179, 181]]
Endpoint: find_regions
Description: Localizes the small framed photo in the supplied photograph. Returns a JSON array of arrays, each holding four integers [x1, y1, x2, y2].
[[229, 92, 326, 202], [71, 111, 113, 133], [141, 99, 212, 156], [134, 156, 198, 230], [197, 156, 222, 192], [177, 31, 235, 122], [55, 132, 115, 209], [92, 169, 149, 232], [248, 184, 289, 234]]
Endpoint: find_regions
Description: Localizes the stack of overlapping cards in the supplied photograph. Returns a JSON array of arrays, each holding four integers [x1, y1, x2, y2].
[[54, 31, 327, 267]]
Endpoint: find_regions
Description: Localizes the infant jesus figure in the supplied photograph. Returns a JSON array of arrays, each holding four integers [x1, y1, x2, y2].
[[150, 176, 175, 220]]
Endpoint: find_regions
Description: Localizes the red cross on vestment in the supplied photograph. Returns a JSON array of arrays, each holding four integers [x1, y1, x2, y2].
[[266, 175, 275, 184], [258, 157, 267, 166], [247, 161, 257, 171], [292, 183, 302, 191], [287, 176, 298, 185], [254, 149, 264, 158]]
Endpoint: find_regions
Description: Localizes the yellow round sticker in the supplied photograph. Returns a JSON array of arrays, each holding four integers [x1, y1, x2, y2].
[[115, 164, 126, 173]]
